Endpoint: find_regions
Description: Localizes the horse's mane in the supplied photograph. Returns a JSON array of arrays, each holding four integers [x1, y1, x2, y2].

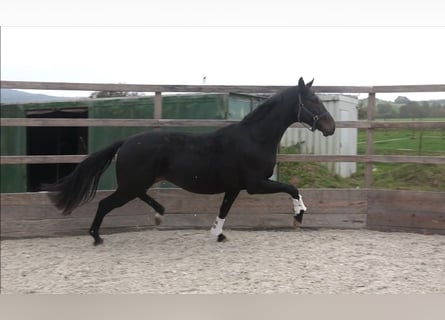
[[240, 93, 282, 125]]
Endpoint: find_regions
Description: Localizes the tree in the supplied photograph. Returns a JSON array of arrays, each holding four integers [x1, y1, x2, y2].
[[400, 101, 424, 119], [89, 91, 140, 98], [395, 96, 410, 104], [357, 100, 368, 120], [377, 102, 395, 119], [431, 102, 445, 117]]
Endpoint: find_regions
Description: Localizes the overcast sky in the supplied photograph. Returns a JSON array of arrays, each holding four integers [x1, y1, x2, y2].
[[1, 1, 445, 100]]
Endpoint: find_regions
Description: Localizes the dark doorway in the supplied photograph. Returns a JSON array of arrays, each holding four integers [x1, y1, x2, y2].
[[26, 109, 88, 192]]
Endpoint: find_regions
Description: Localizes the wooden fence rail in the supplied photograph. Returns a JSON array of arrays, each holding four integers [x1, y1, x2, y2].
[[2, 118, 445, 129], [2, 154, 445, 165], [1, 188, 444, 239], [2, 80, 445, 94]]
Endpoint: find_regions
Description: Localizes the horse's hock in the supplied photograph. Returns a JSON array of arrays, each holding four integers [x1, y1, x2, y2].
[[1, 188, 444, 239]]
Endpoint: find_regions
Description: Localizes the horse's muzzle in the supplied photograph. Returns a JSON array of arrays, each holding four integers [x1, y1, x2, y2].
[[323, 127, 335, 137], [321, 115, 335, 136]]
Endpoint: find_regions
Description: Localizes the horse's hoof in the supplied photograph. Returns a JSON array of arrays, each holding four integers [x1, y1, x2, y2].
[[217, 234, 227, 242], [94, 238, 104, 246], [154, 213, 163, 226], [293, 213, 304, 228], [294, 211, 304, 222]]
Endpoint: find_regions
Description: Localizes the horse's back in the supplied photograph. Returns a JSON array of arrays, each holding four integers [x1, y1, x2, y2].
[[114, 129, 242, 193]]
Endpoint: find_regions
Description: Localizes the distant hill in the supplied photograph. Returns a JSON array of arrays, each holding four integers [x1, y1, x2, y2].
[[1, 89, 74, 104]]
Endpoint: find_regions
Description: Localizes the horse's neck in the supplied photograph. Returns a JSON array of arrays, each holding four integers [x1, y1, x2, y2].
[[245, 102, 295, 146]]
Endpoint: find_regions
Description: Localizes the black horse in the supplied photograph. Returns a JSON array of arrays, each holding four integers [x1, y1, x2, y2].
[[45, 78, 335, 245]]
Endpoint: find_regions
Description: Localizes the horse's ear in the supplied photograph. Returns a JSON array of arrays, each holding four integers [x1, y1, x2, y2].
[[298, 77, 305, 89], [306, 78, 314, 88]]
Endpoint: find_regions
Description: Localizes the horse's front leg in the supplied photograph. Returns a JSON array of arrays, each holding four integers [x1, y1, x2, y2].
[[245, 179, 307, 227], [210, 190, 240, 242], [292, 195, 307, 227]]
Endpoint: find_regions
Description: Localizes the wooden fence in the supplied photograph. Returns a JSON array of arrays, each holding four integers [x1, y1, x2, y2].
[[1, 80, 445, 238]]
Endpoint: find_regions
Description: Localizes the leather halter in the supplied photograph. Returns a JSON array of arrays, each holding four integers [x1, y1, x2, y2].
[[297, 93, 330, 132]]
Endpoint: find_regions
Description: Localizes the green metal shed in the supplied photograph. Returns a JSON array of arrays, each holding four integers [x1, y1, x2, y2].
[[1, 93, 265, 193]]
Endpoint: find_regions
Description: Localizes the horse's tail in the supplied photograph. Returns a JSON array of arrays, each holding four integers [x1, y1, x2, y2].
[[43, 140, 125, 215]]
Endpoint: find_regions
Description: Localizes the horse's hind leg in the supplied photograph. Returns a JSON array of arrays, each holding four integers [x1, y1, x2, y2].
[[138, 193, 165, 225], [89, 189, 135, 246]]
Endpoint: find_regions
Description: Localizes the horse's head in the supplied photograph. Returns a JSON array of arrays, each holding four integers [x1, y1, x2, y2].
[[296, 77, 335, 137]]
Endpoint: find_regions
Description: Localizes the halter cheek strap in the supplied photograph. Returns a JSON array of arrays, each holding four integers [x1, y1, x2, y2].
[[298, 93, 329, 132]]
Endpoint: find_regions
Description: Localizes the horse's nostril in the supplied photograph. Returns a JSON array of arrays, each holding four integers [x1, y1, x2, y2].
[[323, 127, 335, 137]]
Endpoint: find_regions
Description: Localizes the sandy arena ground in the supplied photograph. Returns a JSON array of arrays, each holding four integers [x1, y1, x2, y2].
[[1, 229, 444, 294]]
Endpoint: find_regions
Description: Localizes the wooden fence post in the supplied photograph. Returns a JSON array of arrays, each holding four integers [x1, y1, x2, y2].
[[154, 91, 163, 120], [366, 91, 376, 188], [153, 91, 163, 187]]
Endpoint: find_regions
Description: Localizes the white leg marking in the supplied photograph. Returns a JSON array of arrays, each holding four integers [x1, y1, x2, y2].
[[292, 195, 307, 228], [292, 195, 307, 215], [210, 217, 225, 236]]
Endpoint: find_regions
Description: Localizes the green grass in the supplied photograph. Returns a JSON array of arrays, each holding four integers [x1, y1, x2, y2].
[[278, 145, 364, 189], [370, 163, 445, 191], [278, 129, 445, 191], [358, 128, 445, 156], [279, 161, 365, 188]]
